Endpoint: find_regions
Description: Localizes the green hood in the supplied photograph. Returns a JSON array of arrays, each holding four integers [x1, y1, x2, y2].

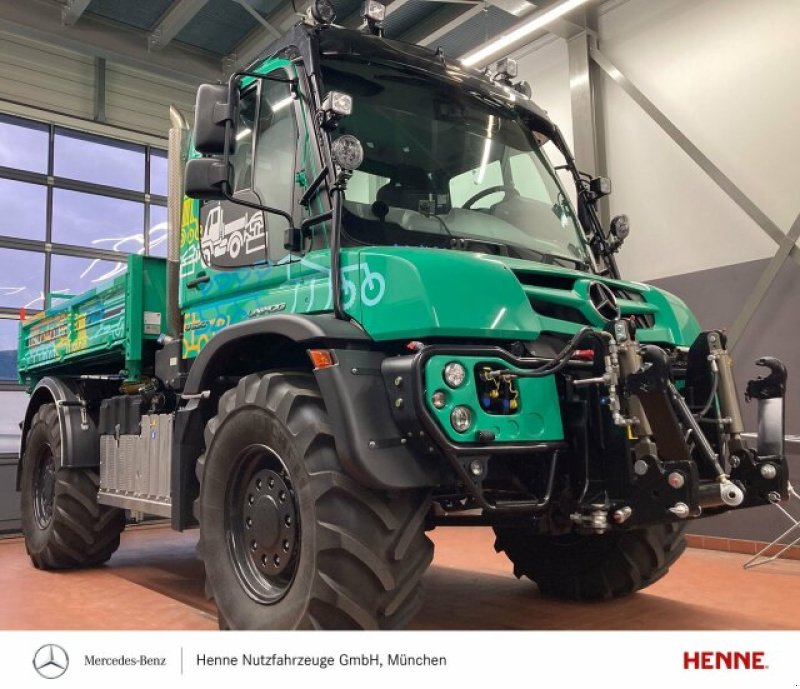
[[350, 246, 700, 345]]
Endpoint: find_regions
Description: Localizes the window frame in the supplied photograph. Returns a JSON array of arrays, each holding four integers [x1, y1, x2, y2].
[[198, 66, 305, 271], [0, 112, 169, 389]]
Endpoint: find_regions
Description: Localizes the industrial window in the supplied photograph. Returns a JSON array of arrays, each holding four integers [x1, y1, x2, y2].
[[148, 205, 168, 257], [0, 248, 45, 310], [52, 189, 145, 250], [50, 255, 125, 298], [0, 112, 167, 301], [0, 115, 48, 174], [0, 178, 47, 241], [151, 150, 168, 197], [54, 129, 146, 192]]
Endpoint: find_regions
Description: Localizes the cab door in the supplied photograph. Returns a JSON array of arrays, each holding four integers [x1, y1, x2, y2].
[[180, 60, 318, 358]]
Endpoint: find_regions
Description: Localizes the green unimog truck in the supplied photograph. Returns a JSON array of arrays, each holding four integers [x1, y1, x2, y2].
[[15, 2, 789, 630]]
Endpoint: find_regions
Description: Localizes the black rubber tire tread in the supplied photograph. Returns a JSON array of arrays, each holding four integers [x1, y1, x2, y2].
[[195, 372, 434, 630], [20, 403, 125, 570], [493, 522, 686, 601]]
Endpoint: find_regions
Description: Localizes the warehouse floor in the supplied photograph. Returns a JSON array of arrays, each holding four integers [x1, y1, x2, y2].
[[1, 524, 799, 630]]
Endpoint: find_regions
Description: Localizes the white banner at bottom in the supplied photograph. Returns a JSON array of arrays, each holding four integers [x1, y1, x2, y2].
[[1, 630, 797, 688]]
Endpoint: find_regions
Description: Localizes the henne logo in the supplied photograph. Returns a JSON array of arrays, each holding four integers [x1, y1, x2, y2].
[[683, 650, 767, 670], [33, 644, 69, 679]]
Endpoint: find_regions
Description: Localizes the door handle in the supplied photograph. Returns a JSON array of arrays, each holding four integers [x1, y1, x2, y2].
[[187, 273, 210, 289]]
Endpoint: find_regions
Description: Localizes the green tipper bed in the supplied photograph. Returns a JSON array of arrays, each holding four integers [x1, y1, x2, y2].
[[17, 255, 167, 388]]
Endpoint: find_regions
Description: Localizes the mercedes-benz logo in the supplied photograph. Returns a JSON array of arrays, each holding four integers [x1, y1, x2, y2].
[[33, 644, 69, 679], [588, 281, 620, 321]]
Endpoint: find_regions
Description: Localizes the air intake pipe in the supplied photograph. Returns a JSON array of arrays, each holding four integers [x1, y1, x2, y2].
[[166, 106, 189, 339]]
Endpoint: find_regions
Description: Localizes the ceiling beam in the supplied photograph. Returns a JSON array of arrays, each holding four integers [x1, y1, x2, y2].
[[0, 0, 219, 84], [225, 0, 311, 74], [148, 0, 210, 52], [412, 0, 538, 50], [233, 0, 280, 40], [61, 0, 92, 27], [398, 3, 475, 46], [460, 0, 595, 67], [344, 0, 413, 31]]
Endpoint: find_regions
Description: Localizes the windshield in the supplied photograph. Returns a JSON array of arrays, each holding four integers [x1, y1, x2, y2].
[[321, 57, 591, 271]]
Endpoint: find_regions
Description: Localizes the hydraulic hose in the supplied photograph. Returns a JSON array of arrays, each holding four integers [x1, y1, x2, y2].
[[489, 327, 606, 379]]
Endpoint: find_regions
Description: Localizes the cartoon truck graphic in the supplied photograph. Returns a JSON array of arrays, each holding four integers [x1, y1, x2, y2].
[[201, 205, 266, 263]]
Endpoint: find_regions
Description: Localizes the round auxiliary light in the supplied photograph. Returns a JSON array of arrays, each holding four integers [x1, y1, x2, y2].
[[331, 134, 364, 171], [431, 390, 447, 409], [450, 406, 472, 434], [443, 361, 466, 388], [311, 0, 336, 24]]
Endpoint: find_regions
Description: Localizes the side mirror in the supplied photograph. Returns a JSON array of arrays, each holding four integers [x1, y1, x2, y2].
[[193, 83, 239, 155], [589, 176, 612, 201], [609, 214, 630, 252], [184, 157, 229, 200]]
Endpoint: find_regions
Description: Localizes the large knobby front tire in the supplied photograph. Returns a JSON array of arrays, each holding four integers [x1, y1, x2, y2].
[[195, 372, 434, 630], [493, 522, 687, 600], [20, 404, 125, 569]]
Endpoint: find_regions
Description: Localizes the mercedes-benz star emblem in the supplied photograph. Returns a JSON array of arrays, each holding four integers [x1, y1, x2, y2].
[[588, 281, 620, 321], [33, 644, 69, 679]]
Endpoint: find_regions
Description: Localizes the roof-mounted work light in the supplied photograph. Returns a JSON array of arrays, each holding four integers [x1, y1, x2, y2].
[[492, 58, 518, 84], [320, 91, 353, 130], [363, 1, 386, 36], [308, 0, 336, 26]]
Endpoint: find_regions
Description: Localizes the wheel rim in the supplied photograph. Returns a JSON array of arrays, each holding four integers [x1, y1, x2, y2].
[[33, 446, 56, 529], [226, 444, 300, 604]]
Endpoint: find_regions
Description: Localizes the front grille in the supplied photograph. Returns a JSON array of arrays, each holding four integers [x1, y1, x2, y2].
[[512, 270, 655, 329], [528, 298, 591, 325], [513, 272, 576, 291]]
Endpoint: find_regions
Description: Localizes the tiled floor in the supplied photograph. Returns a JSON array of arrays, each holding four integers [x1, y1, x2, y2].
[[1, 524, 799, 630]]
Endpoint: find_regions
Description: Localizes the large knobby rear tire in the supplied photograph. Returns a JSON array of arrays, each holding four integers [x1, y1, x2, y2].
[[493, 522, 687, 600], [20, 404, 125, 569], [195, 372, 434, 630]]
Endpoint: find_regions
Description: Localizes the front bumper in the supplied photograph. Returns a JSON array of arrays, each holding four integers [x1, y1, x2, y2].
[[315, 337, 790, 531]]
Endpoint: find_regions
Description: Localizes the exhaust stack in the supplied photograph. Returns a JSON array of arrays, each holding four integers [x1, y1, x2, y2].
[[166, 106, 189, 339]]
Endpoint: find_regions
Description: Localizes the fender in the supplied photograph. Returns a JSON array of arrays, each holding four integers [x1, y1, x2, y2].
[[173, 313, 374, 530], [17, 376, 101, 490], [181, 313, 371, 395]]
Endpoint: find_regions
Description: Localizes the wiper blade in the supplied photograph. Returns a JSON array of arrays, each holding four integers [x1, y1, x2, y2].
[[541, 252, 587, 270], [451, 236, 512, 256]]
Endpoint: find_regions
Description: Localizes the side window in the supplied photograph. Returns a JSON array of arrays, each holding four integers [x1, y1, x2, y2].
[[231, 88, 257, 193], [255, 77, 298, 261], [449, 160, 503, 209], [197, 72, 299, 271]]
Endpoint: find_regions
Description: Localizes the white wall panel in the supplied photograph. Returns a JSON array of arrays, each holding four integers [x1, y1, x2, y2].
[[515, 36, 574, 154], [599, 0, 800, 279], [513, 0, 800, 280]]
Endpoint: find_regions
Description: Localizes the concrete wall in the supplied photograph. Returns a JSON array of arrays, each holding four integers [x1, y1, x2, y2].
[[513, 0, 800, 542]]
